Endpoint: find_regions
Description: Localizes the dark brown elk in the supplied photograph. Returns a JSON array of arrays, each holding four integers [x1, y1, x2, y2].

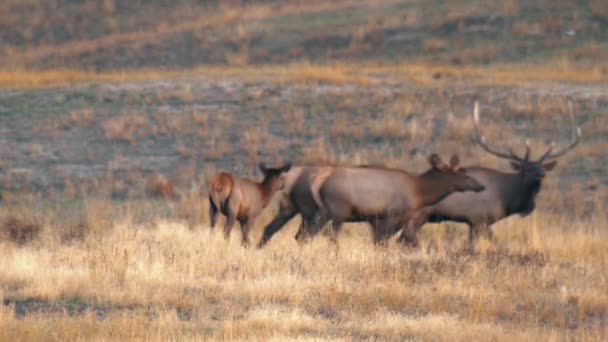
[[421, 101, 580, 245], [208, 163, 291, 246], [308, 154, 485, 246], [256, 166, 328, 248]]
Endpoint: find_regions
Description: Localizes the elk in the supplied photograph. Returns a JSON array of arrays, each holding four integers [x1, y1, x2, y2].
[[258, 155, 482, 248], [308, 154, 485, 246], [208, 162, 291, 246], [421, 101, 580, 245], [256, 166, 328, 248]]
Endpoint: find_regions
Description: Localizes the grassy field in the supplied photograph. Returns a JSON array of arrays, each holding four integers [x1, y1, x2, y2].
[[1, 0, 608, 340]]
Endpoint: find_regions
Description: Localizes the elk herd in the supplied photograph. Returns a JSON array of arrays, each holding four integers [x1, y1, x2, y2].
[[208, 102, 580, 249]]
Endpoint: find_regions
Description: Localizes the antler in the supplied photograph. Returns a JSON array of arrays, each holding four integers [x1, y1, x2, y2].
[[472, 101, 521, 161], [537, 100, 581, 162]]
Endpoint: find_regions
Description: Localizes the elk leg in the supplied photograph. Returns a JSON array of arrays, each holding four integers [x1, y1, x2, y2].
[[371, 218, 391, 246], [208, 195, 218, 230], [372, 228, 390, 247], [257, 208, 297, 248], [296, 213, 329, 243], [397, 215, 421, 247], [223, 211, 237, 241], [294, 218, 310, 243], [397, 208, 431, 247], [468, 224, 477, 246], [468, 223, 493, 246], [397, 227, 418, 247], [328, 219, 344, 245], [374, 215, 406, 244], [239, 218, 251, 247]]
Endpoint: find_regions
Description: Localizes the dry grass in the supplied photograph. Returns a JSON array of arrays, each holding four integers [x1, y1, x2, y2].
[[101, 113, 147, 143], [0, 217, 42, 246], [591, 1, 608, 23], [145, 174, 177, 199], [0, 205, 606, 340], [423, 38, 448, 53], [2, 60, 607, 91]]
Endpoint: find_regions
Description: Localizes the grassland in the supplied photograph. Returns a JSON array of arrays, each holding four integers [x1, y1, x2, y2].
[[1, 0, 607, 340]]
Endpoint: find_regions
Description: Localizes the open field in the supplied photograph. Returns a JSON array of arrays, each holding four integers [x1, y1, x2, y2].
[[1, 0, 608, 340], [1, 67, 607, 340]]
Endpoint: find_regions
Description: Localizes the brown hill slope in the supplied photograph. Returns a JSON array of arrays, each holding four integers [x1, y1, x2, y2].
[[1, 0, 607, 70]]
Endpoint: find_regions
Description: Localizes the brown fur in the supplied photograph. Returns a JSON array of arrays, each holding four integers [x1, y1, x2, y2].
[[310, 154, 485, 246], [208, 163, 291, 246], [422, 101, 581, 246]]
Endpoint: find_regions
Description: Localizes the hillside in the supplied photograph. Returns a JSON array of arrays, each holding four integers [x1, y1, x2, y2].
[[1, 0, 607, 70]]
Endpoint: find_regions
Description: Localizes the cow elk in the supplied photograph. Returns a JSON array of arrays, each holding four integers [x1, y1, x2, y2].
[[422, 101, 580, 246], [308, 154, 485, 246], [256, 165, 335, 248], [208, 162, 291, 247]]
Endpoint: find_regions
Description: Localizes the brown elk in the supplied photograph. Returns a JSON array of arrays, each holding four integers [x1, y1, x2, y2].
[[419, 101, 580, 245], [208, 162, 291, 246], [256, 155, 486, 248], [256, 166, 328, 248], [309, 154, 485, 246]]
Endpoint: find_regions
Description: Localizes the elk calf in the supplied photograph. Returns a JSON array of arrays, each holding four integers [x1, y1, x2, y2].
[[208, 163, 291, 246]]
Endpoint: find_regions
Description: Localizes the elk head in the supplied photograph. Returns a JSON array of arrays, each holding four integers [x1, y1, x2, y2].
[[473, 101, 580, 180], [427, 153, 485, 192], [472, 101, 580, 212], [259, 162, 292, 192]]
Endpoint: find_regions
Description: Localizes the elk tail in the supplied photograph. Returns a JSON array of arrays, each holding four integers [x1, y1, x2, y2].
[[209, 173, 233, 210], [310, 167, 334, 209]]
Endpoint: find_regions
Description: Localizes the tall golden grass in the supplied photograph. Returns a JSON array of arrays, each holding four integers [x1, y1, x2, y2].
[[0, 201, 606, 340]]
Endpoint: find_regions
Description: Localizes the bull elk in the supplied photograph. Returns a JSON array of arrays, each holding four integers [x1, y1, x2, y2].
[[208, 162, 291, 246], [422, 101, 580, 245]]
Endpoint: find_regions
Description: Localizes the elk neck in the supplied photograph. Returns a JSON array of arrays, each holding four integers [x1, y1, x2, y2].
[[502, 171, 542, 216], [258, 177, 278, 205], [414, 170, 459, 208]]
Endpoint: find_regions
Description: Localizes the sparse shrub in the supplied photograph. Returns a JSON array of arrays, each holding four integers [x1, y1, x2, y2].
[[591, 1, 608, 24], [177, 189, 207, 229], [456, 44, 497, 64], [102, 114, 147, 143], [423, 38, 448, 53], [62, 178, 78, 198], [66, 109, 93, 127], [541, 15, 562, 34], [501, 0, 519, 17], [0, 217, 42, 246], [60, 220, 89, 244], [176, 141, 195, 159], [146, 174, 177, 199], [301, 137, 336, 164], [512, 21, 542, 37]]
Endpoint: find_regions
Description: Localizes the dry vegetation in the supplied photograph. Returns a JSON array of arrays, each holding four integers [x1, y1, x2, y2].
[[0, 203, 607, 340], [1, 77, 606, 339], [1, 0, 607, 340]]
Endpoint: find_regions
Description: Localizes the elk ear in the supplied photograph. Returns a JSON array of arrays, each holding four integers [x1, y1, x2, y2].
[[509, 161, 521, 171], [428, 153, 445, 169], [281, 162, 292, 173], [449, 154, 460, 168], [542, 160, 558, 171], [258, 163, 268, 174]]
